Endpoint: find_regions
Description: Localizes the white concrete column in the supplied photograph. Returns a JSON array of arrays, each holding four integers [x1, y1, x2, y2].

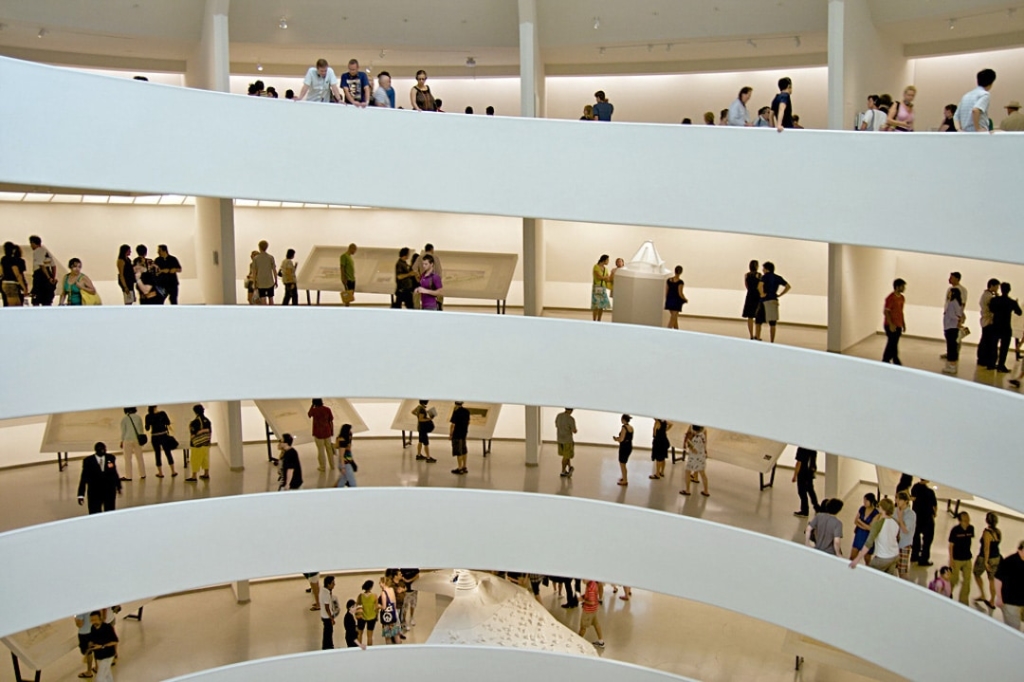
[[185, 0, 244, 471], [519, 0, 545, 467], [826, 0, 907, 495]]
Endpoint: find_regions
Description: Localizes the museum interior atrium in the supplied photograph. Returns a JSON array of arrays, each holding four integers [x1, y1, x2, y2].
[[1, 1, 1023, 681]]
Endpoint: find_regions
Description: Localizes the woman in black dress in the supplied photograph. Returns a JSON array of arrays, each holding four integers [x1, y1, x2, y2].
[[742, 260, 762, 339], [612, 414, 634, 486], [650, 419, 671, 480], [664, 265, 687, 329]]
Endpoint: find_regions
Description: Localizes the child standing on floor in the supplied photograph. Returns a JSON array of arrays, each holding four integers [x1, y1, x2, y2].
[[929, 567, 953, 598]]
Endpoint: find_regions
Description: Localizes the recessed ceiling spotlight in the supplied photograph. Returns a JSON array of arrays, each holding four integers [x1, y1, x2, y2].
[[37, 28, 47, 38], [593, 17, 600, 30], [747, 38, 757, 48], [278, 17, 288, 30], [465, 56, 476, 67], [794, 35, 801, 47], [365, 65, 372, 74], [256, 62, 263, 72], [948, 18, 956, 30]]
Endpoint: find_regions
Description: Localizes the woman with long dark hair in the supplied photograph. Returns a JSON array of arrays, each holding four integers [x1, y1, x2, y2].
[[116, 244, 136, 305], [336, 423, 358, 488], [742, 260, 762, 339]]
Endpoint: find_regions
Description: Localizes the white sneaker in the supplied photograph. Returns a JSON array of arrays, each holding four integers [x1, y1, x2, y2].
[[593, 640, 605, 648]]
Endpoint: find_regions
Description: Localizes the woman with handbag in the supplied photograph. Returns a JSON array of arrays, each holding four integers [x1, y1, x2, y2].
[[335, 424, 358, 488], [58, 258, 98, 306], [186, 404, 212, 482], [119, 407, 146, 481], [591, 255, 612, 321], [377, 575, 402, 645], [412, 400, 436, 462], [145, 405, 178, 478]]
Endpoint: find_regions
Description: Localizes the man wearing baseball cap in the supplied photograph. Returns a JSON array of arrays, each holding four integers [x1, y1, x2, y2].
[[1000, 100, 1024, 131]]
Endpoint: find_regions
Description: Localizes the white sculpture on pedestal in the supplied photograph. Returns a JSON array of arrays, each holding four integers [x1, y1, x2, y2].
[[612, 241, 671, 327]]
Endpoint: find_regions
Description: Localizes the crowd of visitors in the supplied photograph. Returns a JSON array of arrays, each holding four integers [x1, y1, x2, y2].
[[313, 568, 420, 649], [876, 270, 1022, 375]]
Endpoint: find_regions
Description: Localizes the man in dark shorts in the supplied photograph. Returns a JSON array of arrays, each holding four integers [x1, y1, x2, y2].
[[413, 400, 436, 462], [449, 401, 471, 475]]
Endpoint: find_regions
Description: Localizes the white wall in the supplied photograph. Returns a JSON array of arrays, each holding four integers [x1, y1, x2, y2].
[[6, 57, 1023, 268], [546, 68, 830, 127], [4, 307, 1024, 513], [8, 201, 1024, 335], [838, 245, 897, 350], [2, 489, 1022, 681], [840, 0, 911, 130], [168, 647, 696, 682], [909, 47, 1024, 131]]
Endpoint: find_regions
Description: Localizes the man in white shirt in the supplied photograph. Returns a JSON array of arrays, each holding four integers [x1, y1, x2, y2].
[[858, 95, 885, 131], [956, 68, 997, 132], [295, 58, 344, 103], [28, 235, 57, 306], [727, 87, 753, 126], [320, 575, 337, 649], [119, 407, 146, 481]]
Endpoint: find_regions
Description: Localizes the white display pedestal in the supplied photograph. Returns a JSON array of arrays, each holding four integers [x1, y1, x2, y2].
[[611, 241, 670, 327]]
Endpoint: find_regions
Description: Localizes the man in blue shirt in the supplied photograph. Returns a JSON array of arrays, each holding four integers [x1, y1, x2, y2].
[[757, 261, 791, 343], [771, 77, 794, 132], [341, 59, 371, 107], [593, 91, 614, 121]]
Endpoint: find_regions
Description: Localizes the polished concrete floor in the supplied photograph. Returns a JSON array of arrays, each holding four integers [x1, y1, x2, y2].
[[1, 314, 1020, 682]]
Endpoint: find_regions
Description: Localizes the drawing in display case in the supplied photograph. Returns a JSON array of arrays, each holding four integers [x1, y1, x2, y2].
[[43, 404, 198, 456], [255, 398, 367, 444], [297, 245, 518, 310], [391, 399, 501, 455], [667, 424, 787, 490]]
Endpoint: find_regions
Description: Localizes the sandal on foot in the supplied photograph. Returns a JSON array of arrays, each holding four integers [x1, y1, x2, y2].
[[156, 473, 165, 478], [649, 474, 659, 479], [679, 490, 691, 495], [701, 491, 710, 497], [617, 480, 628, 486]]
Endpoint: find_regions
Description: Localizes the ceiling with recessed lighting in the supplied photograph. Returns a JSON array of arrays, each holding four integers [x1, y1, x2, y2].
[[0, 0, 1019, 74]]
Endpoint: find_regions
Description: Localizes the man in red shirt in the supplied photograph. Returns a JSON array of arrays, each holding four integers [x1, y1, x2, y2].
[[307, 399, 336, 471], [882, 278, 907, 365], [577, 579, 605, 648]]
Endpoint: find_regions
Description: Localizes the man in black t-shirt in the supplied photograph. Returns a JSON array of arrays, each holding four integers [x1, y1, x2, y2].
[[771, 77, 795, 132], [449, 402, 471, 475], [87, 611, 118, 682], [392, 248, 417, 309], [278, 433, 303, 490], [792, 447, 819, 517], [911, 478, 938, 565], [995, 540, 1024, 631], [948, 512, 975, 604], [154, 244, 182, 305]]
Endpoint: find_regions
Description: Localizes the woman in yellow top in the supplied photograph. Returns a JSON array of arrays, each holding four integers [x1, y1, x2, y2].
[[592, 254, 612, 321]]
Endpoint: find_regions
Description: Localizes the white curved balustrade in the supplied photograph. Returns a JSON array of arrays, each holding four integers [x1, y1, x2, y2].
[[1, 489, 1021, 681], [2, 306, 1023, 513], [166, 645, 696, 682], [1, 57, 1023, 265]]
